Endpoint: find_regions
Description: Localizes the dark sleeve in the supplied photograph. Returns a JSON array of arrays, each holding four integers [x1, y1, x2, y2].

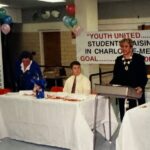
[[15, 60, 20, 79], [110, 57, 120, 84], [137, 56, 148, 89]]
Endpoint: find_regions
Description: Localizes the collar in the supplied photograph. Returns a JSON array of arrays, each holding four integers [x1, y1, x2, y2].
[[73, 73, 82, 78], [21, 60, 32, 73]]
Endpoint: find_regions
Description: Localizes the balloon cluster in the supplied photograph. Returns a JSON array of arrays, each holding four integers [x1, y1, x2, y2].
[[62, 4, 83, 37], [32, 9, 60, 21], [0, 8, 13, 35]]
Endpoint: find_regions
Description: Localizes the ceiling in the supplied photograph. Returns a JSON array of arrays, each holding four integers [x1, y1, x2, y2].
[[0, 0, 65, 8], [1, 0, 150, 9], [0, 0, 138, 9]]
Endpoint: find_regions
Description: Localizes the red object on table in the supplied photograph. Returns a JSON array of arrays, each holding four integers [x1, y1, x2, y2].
[[0, 88, 11, 95]]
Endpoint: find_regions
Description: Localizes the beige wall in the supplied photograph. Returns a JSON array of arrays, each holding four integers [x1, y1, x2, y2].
[[20, 23, 76, 66], [18, 18, 150, 84], [19, 31, 76, 66], [20, 32, 41, 63], [61, 31, 76, 66]]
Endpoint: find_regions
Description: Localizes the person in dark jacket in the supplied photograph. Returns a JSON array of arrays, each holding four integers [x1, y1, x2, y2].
[[15, 51, 42, 90], [110, 38, 148, 121]]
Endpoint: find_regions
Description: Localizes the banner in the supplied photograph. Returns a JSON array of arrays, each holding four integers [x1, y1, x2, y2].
[[76, 30, 150, 64]]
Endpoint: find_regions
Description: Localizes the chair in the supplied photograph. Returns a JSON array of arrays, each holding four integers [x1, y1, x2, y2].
[[0, 88, 11, 95], [50, 86, 63, 92]]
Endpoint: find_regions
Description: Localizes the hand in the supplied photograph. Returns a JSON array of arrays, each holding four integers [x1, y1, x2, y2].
[[135, 87, 143, 94]]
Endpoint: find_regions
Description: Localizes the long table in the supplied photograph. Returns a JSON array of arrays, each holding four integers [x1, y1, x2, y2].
[[116, 102, 150, 150], [0, 92, 118, 150]]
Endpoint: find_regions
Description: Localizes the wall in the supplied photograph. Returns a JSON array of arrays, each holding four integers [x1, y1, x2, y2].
[[99, 1, 150, 19], [20, 32, 41, 63], [61, 32, 76, 66], [22, 6, 66, 23], [98, 17, 150, 84], [6, 8, 22, 23], [15, 17, 150, 84], [17, 22, 76, 65], [2, 1, 150, 88]]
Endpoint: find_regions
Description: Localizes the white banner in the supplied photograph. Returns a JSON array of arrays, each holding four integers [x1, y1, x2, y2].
[[76, 30, 150, 64]]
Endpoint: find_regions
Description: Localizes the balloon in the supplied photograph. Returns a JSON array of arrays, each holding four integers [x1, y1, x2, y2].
[[62, 16, 72, 27], [62, 16, 67, 22], [1, 24, 11, 35], [70, 18, 77, 27], [2, 15, 13, 24], [41, 11, 50, 19], [32, 11, 39, 20], [51, 10, 60, 18], [62, 16, 69, 27], [72, 25, 83, 37], [0, 8, 6, 19], [66, 4, 75, 16]]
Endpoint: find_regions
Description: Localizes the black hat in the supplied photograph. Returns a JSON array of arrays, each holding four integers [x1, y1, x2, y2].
[[19, 51, 33, 61]]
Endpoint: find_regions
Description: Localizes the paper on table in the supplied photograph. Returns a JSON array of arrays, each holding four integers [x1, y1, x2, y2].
[[19, 90, 34, 96], [46, 92, 87, 101], [66, 93, 87, 101]]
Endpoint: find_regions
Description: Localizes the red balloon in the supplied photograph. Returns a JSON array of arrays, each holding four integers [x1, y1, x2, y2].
[[66, 4, 75, 16]]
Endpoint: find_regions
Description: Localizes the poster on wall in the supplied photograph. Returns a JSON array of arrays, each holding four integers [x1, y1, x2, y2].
[[0, 32, 4, 88], [76, 30, 150, 64]]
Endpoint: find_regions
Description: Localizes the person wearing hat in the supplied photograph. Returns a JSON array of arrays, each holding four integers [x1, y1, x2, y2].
[[15, 51, 42, 90]]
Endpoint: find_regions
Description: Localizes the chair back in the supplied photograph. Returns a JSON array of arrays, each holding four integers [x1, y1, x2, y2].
[[50, 86, 63, 92], [0, 88, 11, 95]]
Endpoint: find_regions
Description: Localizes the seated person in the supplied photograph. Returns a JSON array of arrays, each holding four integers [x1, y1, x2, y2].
[[15, 51, 42, 90], [63, 61, 91, 95]]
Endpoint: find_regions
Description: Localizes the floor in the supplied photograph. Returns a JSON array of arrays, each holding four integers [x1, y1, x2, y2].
[[0, 130, 119, 150]]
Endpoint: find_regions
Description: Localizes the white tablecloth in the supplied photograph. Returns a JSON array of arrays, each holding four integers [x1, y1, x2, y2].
[[116, 102, 150, 150], [0, 92, 118, 150]]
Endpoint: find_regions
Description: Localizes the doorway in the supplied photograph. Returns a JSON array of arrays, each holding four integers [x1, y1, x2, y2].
[[41, 31, 63, 89], [43, 31, 61, 66]]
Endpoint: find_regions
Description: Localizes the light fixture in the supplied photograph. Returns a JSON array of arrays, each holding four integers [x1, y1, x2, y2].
[[38, 0, 65, 3], [0, 4, 8, 8]]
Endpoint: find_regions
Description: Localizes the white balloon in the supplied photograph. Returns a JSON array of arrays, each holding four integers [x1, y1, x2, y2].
[[41, 10, 50, 19], [51, 10, 60, 18]]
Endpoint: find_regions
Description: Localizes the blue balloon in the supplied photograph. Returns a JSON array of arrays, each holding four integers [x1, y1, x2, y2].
[[62, 16, 72, 27], [0, 8, 6, 19], [70, 18, 77, 27], [3, 15, 13, 24], [62, 16, 68, 22]]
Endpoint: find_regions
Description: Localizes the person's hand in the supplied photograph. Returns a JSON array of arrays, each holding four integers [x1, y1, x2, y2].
[[135, 86, 143, 94]]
